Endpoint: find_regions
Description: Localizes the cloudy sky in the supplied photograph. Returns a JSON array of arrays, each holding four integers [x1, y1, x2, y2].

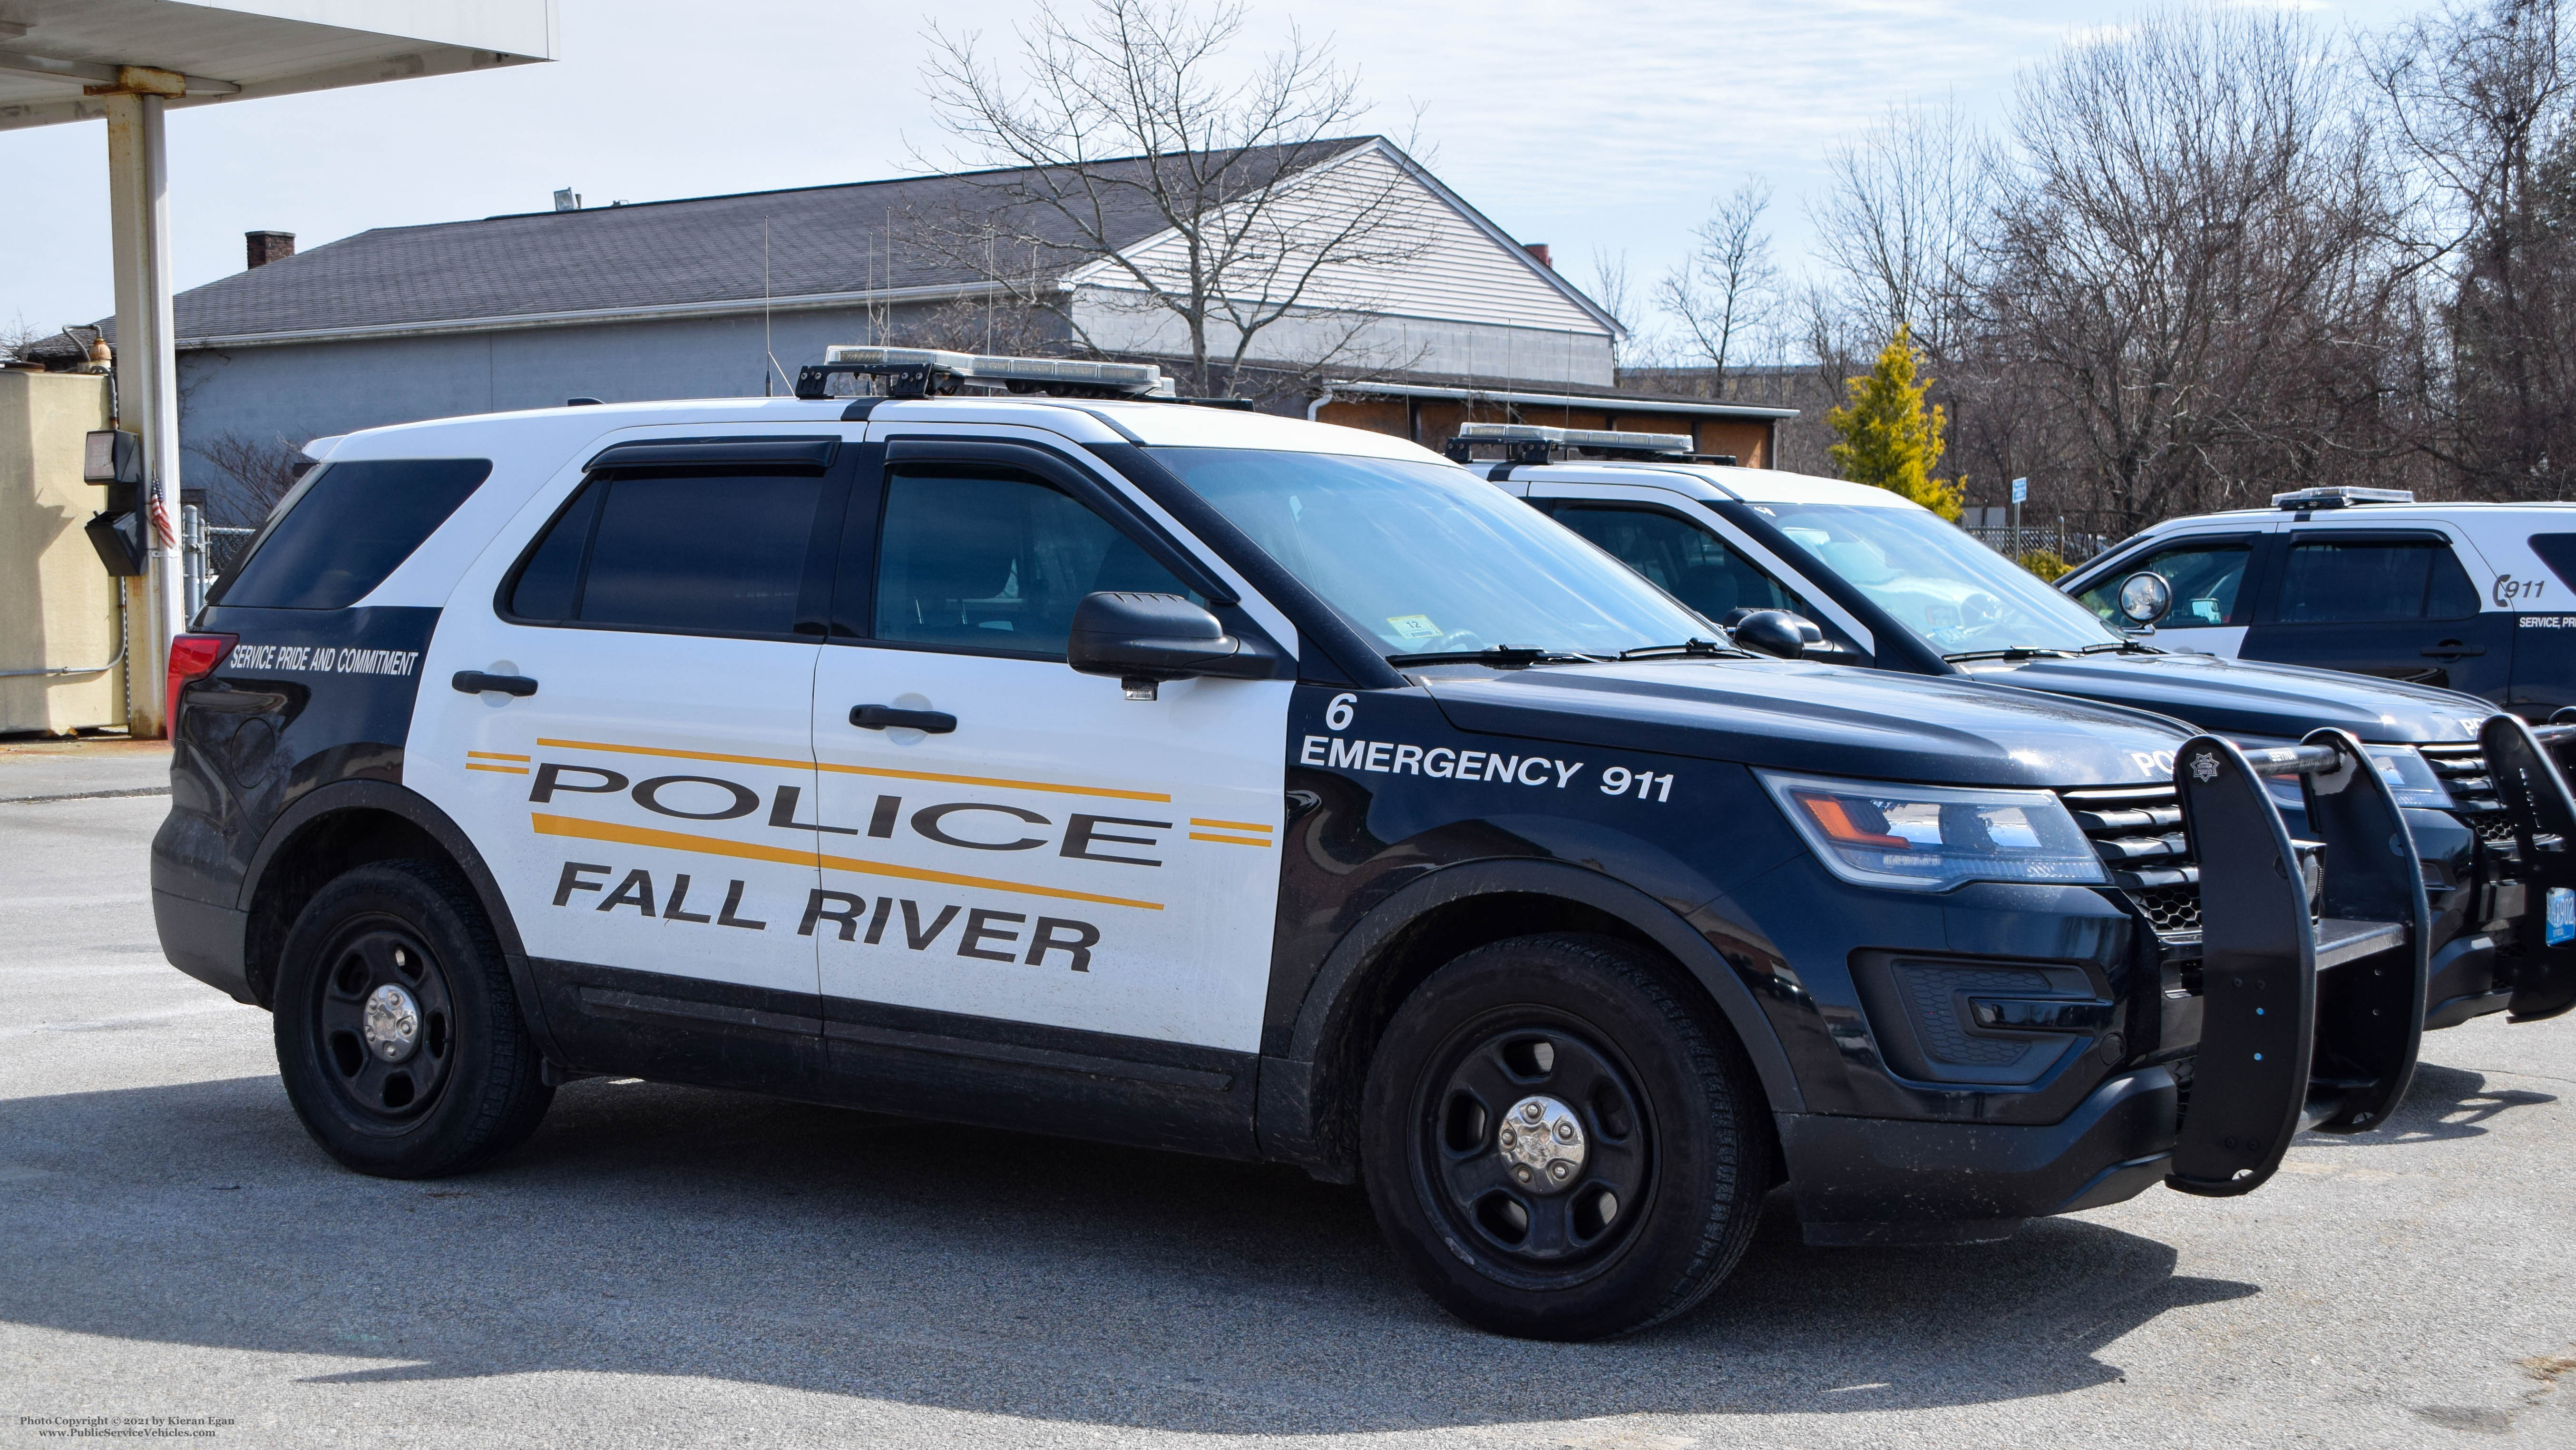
[[3, 0, 2423, 345]]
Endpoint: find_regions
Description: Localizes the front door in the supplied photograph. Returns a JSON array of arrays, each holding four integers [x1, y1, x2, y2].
[[2242, 530, 2517, 702], [804, 437, 1292, 1066], [2068, 531, 2265, 658], [412, 436, 850, 1065]]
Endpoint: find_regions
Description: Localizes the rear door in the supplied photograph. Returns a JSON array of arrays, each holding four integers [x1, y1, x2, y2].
[[2067, 530, 2265, 657], [411, 433, 852, 1077], [2241, 529, 2515, 701]]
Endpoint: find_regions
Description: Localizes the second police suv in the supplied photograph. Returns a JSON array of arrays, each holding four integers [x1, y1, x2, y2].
[[155, 349, 2455, 1340]]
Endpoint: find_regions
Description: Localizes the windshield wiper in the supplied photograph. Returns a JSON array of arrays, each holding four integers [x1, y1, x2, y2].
[[2080, 639, 2164, 655], [1942, 646, 2076, 662], [1618, 638, 1748, 660], [1385, 646, 1603, 669]]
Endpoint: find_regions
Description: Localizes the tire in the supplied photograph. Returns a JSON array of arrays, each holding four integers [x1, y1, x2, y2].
[[272, 859, 553, 1178], [1360, 932, 1768, 1340]]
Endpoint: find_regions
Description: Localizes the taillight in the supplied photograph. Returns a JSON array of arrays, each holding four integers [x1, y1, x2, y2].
[[166, 632, 237, 735]]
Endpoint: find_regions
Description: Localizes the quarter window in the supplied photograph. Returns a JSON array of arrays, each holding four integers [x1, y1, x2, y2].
[[214, 459, 492, 610], [1551, 505, 1814, 621], [2075, 537, 2254, 628], [507, 468, 827, 637], [871, 469, 1195, 659], [2276, 539, 2479, 623], [2530, 533, 2576, 590]]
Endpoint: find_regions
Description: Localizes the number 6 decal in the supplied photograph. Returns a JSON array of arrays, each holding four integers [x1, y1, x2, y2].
[[1326, 692, 1357, 732]]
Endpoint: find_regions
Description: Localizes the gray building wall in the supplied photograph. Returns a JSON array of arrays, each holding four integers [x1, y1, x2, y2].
[[175, 300, 988, 514]]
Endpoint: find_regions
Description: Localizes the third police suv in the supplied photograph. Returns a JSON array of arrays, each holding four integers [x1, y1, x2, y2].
[[151, 348, 2463, 1340]]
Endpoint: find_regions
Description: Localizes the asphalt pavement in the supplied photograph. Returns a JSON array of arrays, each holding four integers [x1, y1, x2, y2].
[[2, 741, 2571, 1449]]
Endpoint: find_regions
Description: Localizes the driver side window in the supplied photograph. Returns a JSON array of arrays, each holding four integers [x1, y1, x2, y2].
[[2077, 536, 2256, 629], [1552, 505, 1816, 622], [871, 468, 1198, 659]]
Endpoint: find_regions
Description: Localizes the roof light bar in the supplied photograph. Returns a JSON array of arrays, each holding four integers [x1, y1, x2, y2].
[[1455, 422, 1695, 454], [798, 345, 1173, 401], [2271, 486, 2415, 510]]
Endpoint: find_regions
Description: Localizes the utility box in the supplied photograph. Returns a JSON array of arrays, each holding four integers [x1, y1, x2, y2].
[[0, 370, 124, 735]]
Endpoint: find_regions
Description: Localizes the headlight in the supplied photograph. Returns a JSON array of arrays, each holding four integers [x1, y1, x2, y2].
[[1759, 771, 2109, 892], [2231, 735, 2451, 811], [2362, 744, 2453, 809]]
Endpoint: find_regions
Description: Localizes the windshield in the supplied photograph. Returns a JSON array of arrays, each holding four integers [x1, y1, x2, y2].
[[1158, 448, 1714, 657], [1756, 501, 2127, 655]]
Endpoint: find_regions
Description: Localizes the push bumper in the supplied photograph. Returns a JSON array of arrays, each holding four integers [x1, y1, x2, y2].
[[2483, 713, 2576, 1022]]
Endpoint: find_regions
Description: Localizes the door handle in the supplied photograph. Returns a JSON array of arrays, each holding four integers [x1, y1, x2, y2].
[[2421, 641, 2486, 660], [850, 704, 957, 734], [452, 670, 538, 696]]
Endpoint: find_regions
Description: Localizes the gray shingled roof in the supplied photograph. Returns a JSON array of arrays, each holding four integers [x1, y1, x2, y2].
[[165, 139, 1372, 343]]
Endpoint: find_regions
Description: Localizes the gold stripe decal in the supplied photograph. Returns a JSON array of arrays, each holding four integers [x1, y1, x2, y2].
[[468, 764, 532, 775], [1188, 817, 1272, 833], [1189, 832, 1272, 847], [534, 736, 1171, 803], [467, 751, 532, 762], [529, 813, 1166, 911]]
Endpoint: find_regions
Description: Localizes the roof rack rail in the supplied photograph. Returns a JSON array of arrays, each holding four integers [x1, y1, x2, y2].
[[795, 346, 1179, 402], [2271, 486, 2414, 510], [1441, 422, 1711, 466]]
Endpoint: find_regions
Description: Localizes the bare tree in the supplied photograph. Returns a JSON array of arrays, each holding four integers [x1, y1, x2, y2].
[[1808, 100, 1990, 365], [915, 0, 1434, 399], [187, 432, 307, 530], [1974, 8, 2418, 530], [0, 313, 47, 362], [1587, 245, 1647, 365], [1655, 179, 1780, 392], [2369, 0, 2576, 500]]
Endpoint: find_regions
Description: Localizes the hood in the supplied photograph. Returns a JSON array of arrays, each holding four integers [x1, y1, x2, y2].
[[1955, 651, 2494, 744], [1420, 660, 2195, 789]]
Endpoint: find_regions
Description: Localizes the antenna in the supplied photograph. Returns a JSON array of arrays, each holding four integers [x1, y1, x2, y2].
[[763, 218, 792, 396]]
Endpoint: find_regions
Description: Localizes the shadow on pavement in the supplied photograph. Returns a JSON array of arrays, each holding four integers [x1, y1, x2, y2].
[[0, 1072, 2258, 1433], [2295, 1059, 2557, 1150]]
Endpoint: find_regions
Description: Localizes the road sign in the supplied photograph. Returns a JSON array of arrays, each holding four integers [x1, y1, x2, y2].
[[2011, 477, 2029, 504]]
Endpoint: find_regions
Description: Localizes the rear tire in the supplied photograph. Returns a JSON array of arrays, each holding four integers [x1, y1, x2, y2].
[[1360, 932, 1767, 1340], [273, 860, 553, 1178]]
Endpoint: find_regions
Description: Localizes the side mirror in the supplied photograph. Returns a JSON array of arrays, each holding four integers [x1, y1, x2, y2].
[[1730, 609, 1814, 660], [1067, 591, 1274, 699], [2117, 571, 2173, 627]]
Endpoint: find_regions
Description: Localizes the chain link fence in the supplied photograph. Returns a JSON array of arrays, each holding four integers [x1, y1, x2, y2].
[[181, 506, 261, 618]]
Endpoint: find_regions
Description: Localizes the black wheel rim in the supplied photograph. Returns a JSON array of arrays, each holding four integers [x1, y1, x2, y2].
[[308, 917, 457, 1128], [1412, 1012, 1654, 1280]]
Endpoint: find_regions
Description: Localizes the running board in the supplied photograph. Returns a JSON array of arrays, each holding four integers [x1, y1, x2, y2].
[[2484, 714, 2576, 1022], [2166, 728, 2430, 1197]]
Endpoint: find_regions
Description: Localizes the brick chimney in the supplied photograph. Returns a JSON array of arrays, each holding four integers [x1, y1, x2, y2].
[[1523, 243, 1553, 269], [245, 231, 295, 269]]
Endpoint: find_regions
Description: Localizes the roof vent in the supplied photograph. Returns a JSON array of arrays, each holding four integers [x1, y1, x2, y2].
[[553, 188, 581, 213], [2271, 487, 2414, 510]]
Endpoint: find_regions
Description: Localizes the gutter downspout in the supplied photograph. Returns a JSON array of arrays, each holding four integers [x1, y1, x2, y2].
[[1306, 389, 1334, 422]]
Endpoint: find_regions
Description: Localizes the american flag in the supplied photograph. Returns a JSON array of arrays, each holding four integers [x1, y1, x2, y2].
[[149, 491, 177, 549]]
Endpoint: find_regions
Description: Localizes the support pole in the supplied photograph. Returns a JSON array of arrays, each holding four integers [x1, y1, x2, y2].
[[104, 90, 183, 737]]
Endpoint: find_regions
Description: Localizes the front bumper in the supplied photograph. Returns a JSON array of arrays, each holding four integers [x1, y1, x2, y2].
[[1782, 1066, 2178, 1245]]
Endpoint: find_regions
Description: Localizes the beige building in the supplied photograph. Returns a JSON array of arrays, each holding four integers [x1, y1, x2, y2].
[[0, 369, 127, 735]]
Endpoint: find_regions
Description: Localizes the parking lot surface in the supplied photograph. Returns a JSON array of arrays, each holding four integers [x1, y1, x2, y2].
[[2, 745, 2571, 1449]]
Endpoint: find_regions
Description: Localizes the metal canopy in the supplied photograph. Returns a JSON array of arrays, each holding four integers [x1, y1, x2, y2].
[[0, 0, 555, 130]]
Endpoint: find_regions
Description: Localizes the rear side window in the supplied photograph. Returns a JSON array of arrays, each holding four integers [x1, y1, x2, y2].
[[1551, 505, 1813, 620], [2276, 538, 2479, 623], [213, 459, 491, 609], [506, 468, 829, 637], [2531, 534, 2576, 589]]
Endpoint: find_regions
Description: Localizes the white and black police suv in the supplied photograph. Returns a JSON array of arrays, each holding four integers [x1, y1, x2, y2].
[[1456, 425, 2576, 1035], [156, 350, 2442, 1340]]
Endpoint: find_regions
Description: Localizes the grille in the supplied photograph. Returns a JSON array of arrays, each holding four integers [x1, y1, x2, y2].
[[2467, 811, 2519, 846], [2061, 784, 2201, 938], [2420, 744, 2504, 813]]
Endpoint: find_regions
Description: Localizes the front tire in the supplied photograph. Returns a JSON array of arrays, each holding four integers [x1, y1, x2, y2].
[[1361, 932, 1768, 1340], [273, 860, 553, 1177]]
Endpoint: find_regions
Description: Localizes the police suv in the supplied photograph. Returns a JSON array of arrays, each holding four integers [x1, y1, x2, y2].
[[156, 350, 2438, 1341], [1459, 426, 2576, 1033], [2056, 487, 2576, 720]]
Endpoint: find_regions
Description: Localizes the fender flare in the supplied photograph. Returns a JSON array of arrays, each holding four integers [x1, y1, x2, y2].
[[1259, 857, 1805, 1174], [237, 779, 553, 1048]]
